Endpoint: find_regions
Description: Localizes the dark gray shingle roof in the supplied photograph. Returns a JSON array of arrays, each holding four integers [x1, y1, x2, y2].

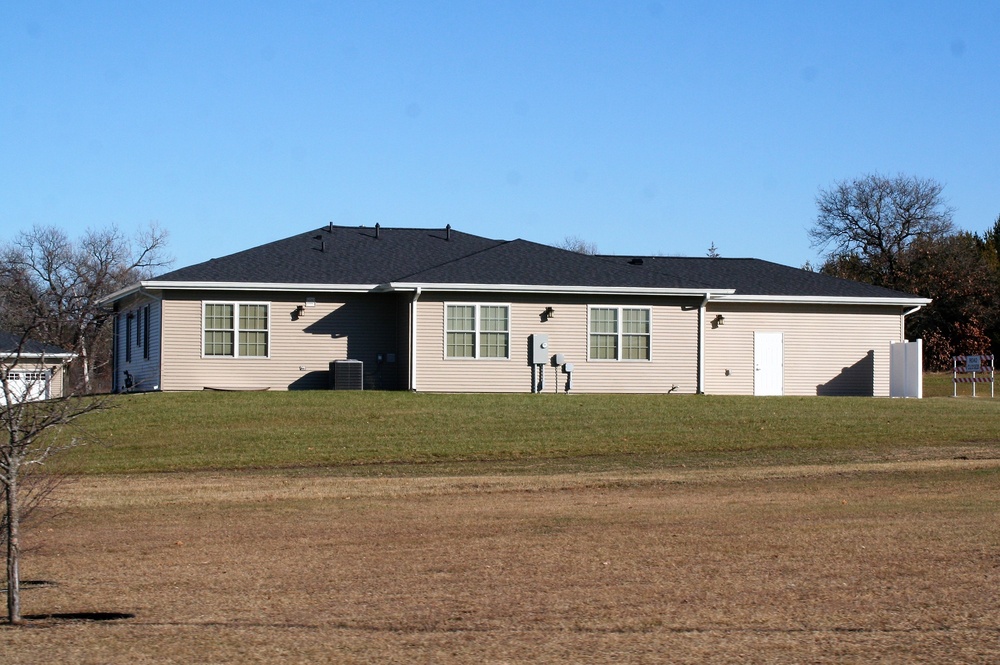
[[0, 331, 74, 356], [156, 226, 504, 284], [399, 239, 712, 289], [150, 225, 923, 300], [598, 256, 920, 299]]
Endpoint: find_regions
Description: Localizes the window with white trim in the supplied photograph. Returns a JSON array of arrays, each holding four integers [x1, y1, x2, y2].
[[589, 306, 651, 361], [445, 303, 509, 359], [203, 302, 270, 357]]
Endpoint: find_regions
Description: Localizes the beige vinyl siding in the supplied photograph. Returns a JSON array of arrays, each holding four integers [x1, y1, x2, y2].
[[703, 303, 903, 397], [414, 293, 699, 394], [49, 363, 66, 398], [159, 291, 403, 391]]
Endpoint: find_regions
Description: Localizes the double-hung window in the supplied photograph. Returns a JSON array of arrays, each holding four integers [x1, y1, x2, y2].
[[589, 306, 651, 361], [203, 302, 270, 358], [445, 303, 509, 359]]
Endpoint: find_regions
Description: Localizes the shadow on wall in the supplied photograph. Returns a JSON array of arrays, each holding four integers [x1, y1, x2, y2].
[[816, 350, 874, 396], [288, 371, 330, 390], [288, 299, 400, 390]]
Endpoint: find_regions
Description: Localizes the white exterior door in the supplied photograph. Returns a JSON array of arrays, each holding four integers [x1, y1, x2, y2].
[[754, 332, 783, 396]]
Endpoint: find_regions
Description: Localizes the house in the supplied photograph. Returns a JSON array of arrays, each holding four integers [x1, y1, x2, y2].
[[99, 224, 930, 396], [0, 331, 77, 403]]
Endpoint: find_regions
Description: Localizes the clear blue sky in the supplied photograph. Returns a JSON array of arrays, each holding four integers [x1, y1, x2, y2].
[[2, 1, 998, 271]]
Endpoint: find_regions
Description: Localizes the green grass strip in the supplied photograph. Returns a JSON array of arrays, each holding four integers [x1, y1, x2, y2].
[[56, 390, 999, 475]]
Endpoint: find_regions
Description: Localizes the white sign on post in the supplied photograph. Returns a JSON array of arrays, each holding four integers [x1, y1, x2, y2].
[[965, 355, 982, 372]]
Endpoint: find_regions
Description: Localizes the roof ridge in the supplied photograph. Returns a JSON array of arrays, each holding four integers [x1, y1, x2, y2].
[[321, 223, 467, 234], [392, 238, 510, 282], [596, 254, 758, 261]]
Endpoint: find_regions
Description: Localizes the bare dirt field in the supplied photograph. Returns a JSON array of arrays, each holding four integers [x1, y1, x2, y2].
[[3, 458, 1000, 664]]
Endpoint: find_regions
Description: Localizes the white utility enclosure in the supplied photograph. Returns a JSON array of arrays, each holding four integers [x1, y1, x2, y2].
[[754, 332, 784, 396], [889, 340, 923, 398]]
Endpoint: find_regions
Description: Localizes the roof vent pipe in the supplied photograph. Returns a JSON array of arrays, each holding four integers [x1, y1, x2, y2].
[[375, 223, 380, 239], [321, 240, 326, 253], [446, 224, 452, 241], [328, 222, 333, 233]]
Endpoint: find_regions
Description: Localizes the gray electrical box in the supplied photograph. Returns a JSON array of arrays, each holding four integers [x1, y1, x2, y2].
[[530, 334, 549, 365]]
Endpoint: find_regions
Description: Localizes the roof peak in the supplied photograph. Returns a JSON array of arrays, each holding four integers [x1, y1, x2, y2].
[[320, 222, 466, 237]]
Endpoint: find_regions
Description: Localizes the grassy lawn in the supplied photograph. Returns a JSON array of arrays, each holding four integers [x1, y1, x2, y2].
[[6, 386, 998, 663], [58, 386, 999, 475], [926, 370, 997, 397]]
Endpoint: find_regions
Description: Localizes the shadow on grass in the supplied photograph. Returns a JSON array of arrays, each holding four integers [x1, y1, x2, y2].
[[1, 579, 59, 590], [21, 612, 135, 622], [0, 581, 135, 624]]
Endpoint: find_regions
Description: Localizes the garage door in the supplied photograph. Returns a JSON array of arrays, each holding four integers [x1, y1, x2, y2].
[[4, 370, 51, 403]]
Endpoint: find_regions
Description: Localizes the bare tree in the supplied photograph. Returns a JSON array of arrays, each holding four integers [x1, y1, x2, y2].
[[1, 332, 106, 624], [556, 235, 599, 255], [0, 224, 171, 392], [809, 173, 954, 289]]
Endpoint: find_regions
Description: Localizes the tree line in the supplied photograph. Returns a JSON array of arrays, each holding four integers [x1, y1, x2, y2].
[[810, 173, 999, 371]]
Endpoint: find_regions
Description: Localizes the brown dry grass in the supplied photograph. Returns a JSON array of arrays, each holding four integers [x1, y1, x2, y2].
[[3, 457, 1000, 664]]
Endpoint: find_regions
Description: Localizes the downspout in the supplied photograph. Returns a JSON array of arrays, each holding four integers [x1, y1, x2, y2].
[[697, 294, 710, 395], [900, 304, 926, 399], [409, 287, 422, 391], [900, 304, 924, 341]]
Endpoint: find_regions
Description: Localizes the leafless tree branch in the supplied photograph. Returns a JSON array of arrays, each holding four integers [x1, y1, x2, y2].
[[810, 173, 954, 289]]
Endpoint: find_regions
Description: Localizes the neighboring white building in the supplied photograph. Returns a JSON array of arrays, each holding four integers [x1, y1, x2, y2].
[[0, 332, 77, 403]]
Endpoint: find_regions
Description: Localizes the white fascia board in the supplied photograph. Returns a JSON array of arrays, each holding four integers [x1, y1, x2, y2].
[[98, 282, 145, 305], [388, 282, 735, 297], [1, 352, 78, 362], [99, 281, 380, 305], [710, 294, 932, 306], [142, 280, 380, 293]]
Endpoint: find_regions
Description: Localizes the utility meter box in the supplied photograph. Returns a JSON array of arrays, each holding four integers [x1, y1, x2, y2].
[[530, 334, 549, 365]]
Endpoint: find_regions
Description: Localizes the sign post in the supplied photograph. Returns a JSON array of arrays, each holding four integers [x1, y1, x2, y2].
[[953, 355, 995, 398]]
